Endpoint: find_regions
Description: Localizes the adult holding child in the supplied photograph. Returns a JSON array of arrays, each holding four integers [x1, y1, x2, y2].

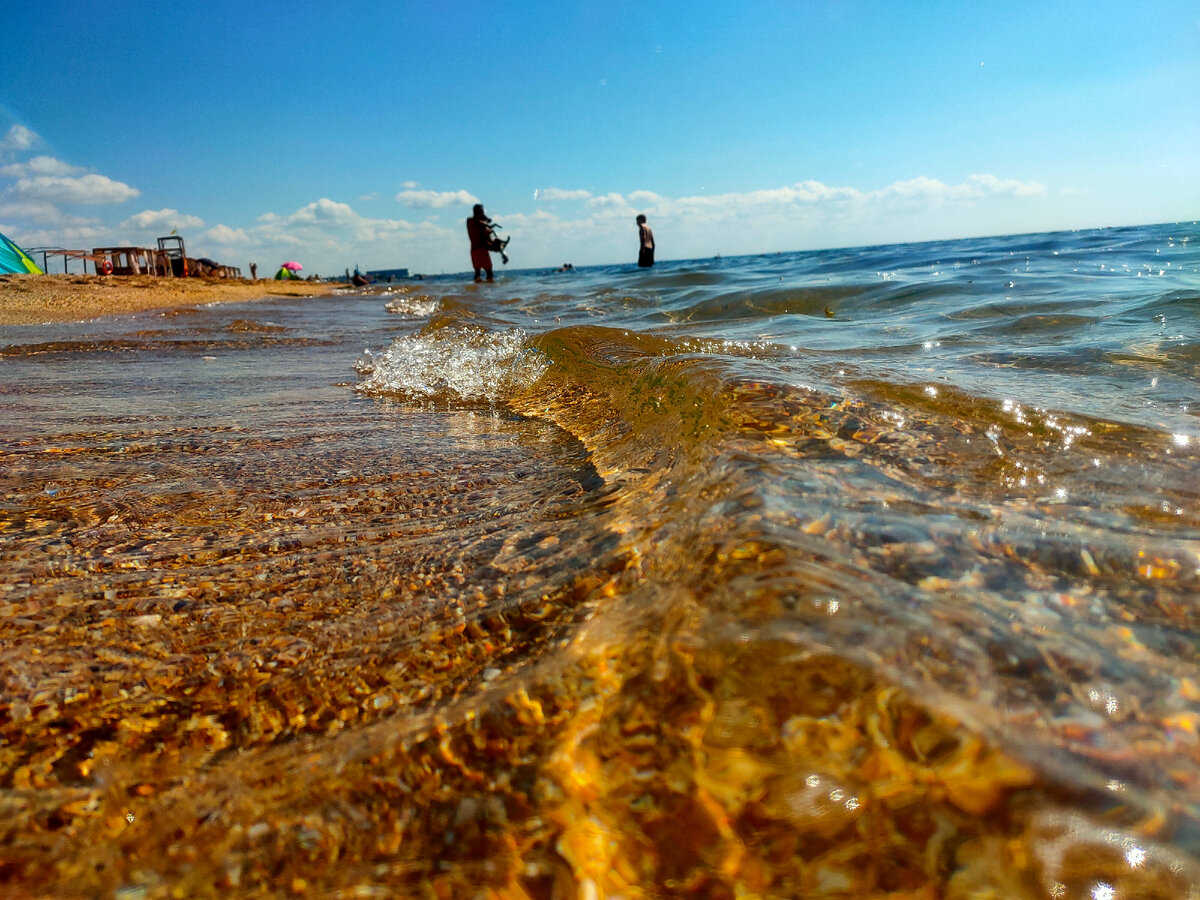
[[467, 203, 508, 282]]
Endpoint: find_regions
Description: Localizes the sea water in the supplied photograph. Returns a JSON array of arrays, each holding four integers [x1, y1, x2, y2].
[[1, 221, 1198, 896]]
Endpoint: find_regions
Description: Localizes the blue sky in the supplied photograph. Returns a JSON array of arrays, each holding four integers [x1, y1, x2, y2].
[[2, 1, 1197, 275]]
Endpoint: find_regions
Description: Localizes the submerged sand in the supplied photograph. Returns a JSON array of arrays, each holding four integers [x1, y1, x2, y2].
[[0, 274, 337, 326]]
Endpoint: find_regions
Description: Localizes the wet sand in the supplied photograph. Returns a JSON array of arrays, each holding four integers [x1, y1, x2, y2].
[[0, 274, 337, 326]]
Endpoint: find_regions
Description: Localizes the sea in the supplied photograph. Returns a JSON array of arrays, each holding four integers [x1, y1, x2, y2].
[[1, 221, 1198, 897]]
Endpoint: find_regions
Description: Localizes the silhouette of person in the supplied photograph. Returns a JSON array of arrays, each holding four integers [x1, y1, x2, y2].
[[467, 204, 495, 282], [636, 214, 655, 268], [249, 262, 257, 280]]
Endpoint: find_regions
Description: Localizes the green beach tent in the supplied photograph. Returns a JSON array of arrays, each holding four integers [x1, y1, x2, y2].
[[0, 232, 44, 274]]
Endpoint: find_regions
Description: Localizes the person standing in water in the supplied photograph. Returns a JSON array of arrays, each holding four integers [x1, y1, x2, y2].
[[636, 214, 655, 268], [467, 204, 495, 282]]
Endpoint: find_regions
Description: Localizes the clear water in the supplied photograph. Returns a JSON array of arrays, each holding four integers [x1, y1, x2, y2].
[[2, 221, 1199, 896]]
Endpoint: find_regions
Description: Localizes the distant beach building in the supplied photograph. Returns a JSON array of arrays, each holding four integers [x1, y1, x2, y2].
[[365, 267, 409, 283]]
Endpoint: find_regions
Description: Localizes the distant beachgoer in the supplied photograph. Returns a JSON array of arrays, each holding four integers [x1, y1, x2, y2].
[[636, 214, 655, 268], [250, 262, 257, 280], [467, 204, 495, 282]]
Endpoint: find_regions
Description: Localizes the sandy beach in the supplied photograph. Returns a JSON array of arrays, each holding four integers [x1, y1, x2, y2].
[[0, 274, 338, 326]]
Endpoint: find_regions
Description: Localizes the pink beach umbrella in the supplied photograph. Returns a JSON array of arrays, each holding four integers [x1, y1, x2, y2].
[[281, 261, 303, 271]]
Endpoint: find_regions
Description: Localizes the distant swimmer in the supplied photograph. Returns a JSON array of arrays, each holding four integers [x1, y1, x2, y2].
[[636, 214, 654, 268]]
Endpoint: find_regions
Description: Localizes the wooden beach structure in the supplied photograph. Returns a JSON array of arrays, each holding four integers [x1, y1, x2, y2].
[[90, 246, 173, 276], [25, 235, 241, 279]]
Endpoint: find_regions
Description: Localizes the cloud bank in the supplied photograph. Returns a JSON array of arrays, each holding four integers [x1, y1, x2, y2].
[[0, 125, 38, 154], [0, 125, 144, 250], [11, 173, 140, 205], [0, 156, 87, 178], [121, 208, 204, 231], [536, 187, 593, 202], [1, 158, 1053, 275]]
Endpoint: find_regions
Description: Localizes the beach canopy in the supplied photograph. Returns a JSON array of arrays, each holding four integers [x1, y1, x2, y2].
[[0, 231, 43, 275], [281, 261, 303, 271]]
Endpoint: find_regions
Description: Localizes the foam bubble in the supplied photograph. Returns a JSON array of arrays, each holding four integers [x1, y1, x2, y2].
[[385, 295, 440, 318]]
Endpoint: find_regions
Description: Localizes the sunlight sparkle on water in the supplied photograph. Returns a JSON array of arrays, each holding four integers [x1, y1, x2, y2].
[[1089, 689, 1120, 716]]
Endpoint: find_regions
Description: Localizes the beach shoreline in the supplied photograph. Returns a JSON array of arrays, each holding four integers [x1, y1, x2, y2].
[[0, 273, 338, 326]]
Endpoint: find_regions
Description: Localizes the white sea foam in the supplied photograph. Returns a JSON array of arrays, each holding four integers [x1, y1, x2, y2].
[[384, 295, 440, 317], [355, 327, 548, 404]]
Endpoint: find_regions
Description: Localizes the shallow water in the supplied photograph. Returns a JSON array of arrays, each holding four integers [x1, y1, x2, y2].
[[2, 222, 1199, 897]]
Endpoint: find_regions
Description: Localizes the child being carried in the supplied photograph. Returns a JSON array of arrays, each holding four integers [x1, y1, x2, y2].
[[483, 217, 510, 264]]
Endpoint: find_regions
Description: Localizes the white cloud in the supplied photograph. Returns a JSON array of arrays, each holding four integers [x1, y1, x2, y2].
[[0, 200, 98, 227], [879, 176, 944, 200], [0, 125, 39, 154], [13, 173, 140, 205], [585, 192, 634, 211], [964, 173, 1045, 198], [242, 198, 462, 274], [1, 221, 109, 250], [873, 174, 1044, 204], [285, 197, 360, 224], [536, 187, 592, 201], [627, 190, 665, 207], [121, 208, 204, 231], [202, 224, 249, 244], [395, 188, 478, 209], [401, 180, 419, 189], [0, 155, 87, 178], [499, 209, 565, 228]]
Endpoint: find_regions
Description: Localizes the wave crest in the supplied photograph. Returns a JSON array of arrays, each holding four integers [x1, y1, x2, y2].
[[355, 326, 549, 403]]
